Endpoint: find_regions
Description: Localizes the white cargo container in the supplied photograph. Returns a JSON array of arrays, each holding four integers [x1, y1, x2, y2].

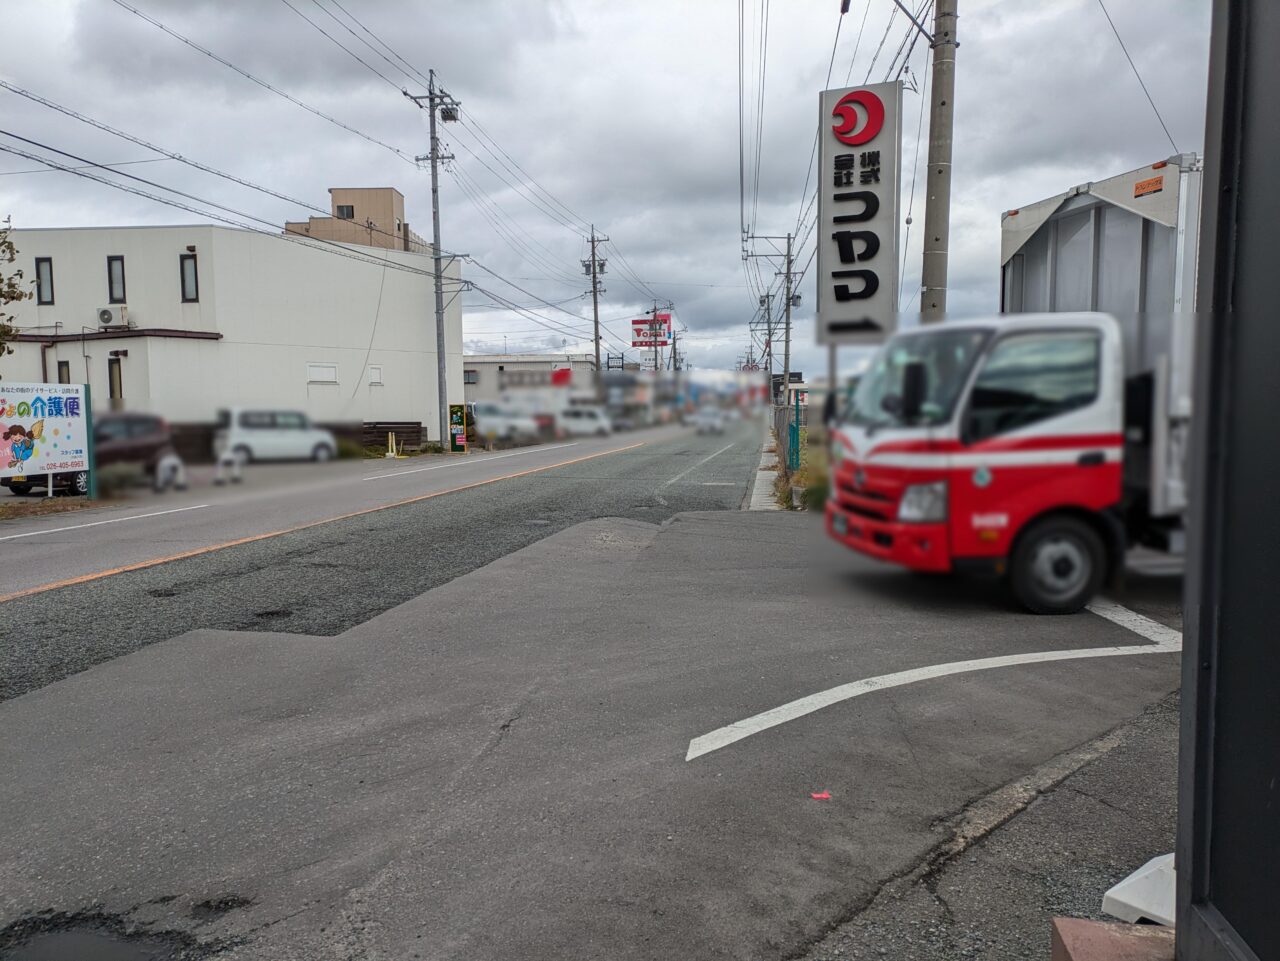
[[1000, 154, 1201, 551]]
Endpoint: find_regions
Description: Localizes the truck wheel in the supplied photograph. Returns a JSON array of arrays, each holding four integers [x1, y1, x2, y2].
[[69, 471, 90, 497], [8, 483, 33, 496], [1010, 516, 1105, 615]]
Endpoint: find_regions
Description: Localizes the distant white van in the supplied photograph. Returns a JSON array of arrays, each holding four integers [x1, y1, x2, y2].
[[559, 406, 613, 437], [214, 409, 338, 463]]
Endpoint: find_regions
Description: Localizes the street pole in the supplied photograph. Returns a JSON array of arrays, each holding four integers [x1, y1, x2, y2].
[[589, 227, 602, 376], [761, 293, 773, 399], [652, 299, 660, 374], [920, 0, 958, 322], [427, 69, 451, 448], [782, 231, 793, 405]]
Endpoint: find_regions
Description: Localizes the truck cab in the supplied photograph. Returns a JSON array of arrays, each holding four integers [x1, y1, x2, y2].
[[826, 313, 1126, 614]]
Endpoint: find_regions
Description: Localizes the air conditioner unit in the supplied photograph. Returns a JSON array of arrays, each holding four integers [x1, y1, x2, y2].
[[97, 305, 131, 328]]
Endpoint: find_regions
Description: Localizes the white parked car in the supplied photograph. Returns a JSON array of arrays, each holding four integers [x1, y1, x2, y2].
[[214, 409, 337, 463], [472, 402, 539, 441], [693, 408, 726, 434], [559, 406, 612, 436]]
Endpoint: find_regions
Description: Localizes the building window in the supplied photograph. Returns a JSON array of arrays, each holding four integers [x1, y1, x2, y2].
[[35, 257, 54, 305], [368, 365, 383, 386], [336, 204, 355, 220], [463, 369, 478, 385], [395, 218, 401, 232], [57, 360, 71, 384], [307, 363, 338, 384], [179, 253, 199, 302], [108, 357, 123, 401], [107, 255, 127, 304]]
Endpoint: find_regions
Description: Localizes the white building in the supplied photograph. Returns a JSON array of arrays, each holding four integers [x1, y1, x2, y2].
[[463, 353, 597, 404], [4, 223, 463, 443]]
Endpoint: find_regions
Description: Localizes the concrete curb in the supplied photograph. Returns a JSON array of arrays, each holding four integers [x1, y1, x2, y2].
[[746, 420, 781, 511]]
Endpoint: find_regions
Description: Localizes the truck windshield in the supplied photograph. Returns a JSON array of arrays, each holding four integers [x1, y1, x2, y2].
[[848, 328, 991, 429]]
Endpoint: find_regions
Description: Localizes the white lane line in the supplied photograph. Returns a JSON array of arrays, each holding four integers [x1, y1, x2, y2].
[[362, 443, 578, 481], [661, 442, 735, 489], [0, 504, 210, 543], [685, 600, 1182, 761]]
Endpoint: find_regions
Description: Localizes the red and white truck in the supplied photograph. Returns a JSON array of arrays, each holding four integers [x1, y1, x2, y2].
[[825, 154, 1201, 613]]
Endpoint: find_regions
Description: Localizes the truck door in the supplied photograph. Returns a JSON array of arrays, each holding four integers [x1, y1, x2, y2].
[[951, 329, 1121, 559]]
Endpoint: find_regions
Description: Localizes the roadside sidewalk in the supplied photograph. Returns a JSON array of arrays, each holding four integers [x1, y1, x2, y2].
[[800, 694, 1178, 961]]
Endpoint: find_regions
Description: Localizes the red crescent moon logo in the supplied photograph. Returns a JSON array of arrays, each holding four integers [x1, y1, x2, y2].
[[831, 89, 885, 147]]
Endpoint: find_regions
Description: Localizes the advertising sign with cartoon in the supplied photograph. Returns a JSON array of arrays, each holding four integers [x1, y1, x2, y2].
[[0, 382, 90, 478]]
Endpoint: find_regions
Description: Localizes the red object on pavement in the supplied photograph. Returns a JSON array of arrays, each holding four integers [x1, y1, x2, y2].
[[810, 790, 831, 800]]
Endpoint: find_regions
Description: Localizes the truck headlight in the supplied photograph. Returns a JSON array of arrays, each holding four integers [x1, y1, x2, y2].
[[898, 480, 948, 523]]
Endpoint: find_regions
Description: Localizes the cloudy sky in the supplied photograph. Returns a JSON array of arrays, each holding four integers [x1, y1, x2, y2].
[[1, 0, 1210, 375]]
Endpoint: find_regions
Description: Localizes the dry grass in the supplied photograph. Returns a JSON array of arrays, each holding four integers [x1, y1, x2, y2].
[[0, 496, 97, 522]]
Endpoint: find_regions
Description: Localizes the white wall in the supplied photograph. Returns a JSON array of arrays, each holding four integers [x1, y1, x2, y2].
[[3, 226, 464, 438]]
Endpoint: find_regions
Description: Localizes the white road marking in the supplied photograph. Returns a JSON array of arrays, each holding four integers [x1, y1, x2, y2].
[[0, 504, 210, 543], [702, 482, 736, 486], [362, 443, 578, 481], [685, 600, 1182, 761], [661, 443, 735, 488]]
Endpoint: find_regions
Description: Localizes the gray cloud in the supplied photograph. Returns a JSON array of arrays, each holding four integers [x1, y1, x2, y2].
[[1, 0, 1210, 373]]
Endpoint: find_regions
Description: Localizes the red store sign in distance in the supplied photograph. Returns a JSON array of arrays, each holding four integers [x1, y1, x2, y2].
[[831, 89, 885, 146]]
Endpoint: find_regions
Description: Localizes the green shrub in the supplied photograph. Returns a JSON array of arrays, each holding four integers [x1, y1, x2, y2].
[[363, 444, 388, 459], [337, 437, 364, 459]]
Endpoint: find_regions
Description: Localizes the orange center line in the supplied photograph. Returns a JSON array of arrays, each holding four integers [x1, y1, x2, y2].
[[0, 442, 646, 604]]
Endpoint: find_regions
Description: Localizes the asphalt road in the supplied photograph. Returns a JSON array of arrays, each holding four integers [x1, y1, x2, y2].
[[0, 510, 1182, 961], [0, 419, 763, 701]]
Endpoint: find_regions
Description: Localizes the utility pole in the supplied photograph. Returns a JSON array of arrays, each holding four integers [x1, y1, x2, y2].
[[407, 73, 459, 449], [652, 299, 660, 373], [758, 292, 774, 398], [582, 227, 607, 393], [782, 231, 794, 406], [920, 0, 958, 322]]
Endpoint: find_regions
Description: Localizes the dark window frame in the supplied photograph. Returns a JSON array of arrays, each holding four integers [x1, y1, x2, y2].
[[57, 360, 71, 384], [35, 256, 54, 305], [107, 356, 123, 400], [107, 255, 127, 304], [961, 329, 1102, 446], [463, 369, 479, 385], [179, 253, 199, 303], [336, 204, 355, 220]]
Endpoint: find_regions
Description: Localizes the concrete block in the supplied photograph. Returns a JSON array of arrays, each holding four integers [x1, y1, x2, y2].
[[1051, 918, 1174, 961]]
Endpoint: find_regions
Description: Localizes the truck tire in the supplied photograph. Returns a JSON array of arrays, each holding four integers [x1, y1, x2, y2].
[[1010, 515, 1105, 615]]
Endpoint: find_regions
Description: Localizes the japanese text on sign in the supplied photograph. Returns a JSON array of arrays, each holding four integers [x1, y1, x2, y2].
[[816, 81, 902, 345]]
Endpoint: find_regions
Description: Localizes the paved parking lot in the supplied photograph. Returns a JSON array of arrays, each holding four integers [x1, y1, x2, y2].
[[0, 508, 1182, 959]]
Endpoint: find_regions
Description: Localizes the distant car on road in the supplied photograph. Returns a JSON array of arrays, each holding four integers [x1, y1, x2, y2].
[[471, 402, 540, 442], [693, 408, 726, 435], [559, 406, 613, 437], [2, 411, 177, 496], [214, 409, 337, 463]]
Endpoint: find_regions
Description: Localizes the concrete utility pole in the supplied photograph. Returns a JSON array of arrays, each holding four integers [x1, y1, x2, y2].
[[782, 231, 794, 403], [759, 292, 774, 396], [408, 72, 459, 448], [583, 227, 608, 392], [651, 299, 661, 373], [920, 0, 958, 322]]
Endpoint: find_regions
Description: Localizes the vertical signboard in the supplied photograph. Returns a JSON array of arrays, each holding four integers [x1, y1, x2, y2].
[[816, 81, 902, 345], [448, 403, 468, 453], [0, 383, 90, 478]]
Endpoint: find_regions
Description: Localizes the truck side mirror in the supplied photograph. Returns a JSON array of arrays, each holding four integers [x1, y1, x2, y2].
[[901, 361, 927, 421]]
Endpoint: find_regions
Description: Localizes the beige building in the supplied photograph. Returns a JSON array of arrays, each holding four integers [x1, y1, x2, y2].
[[285, 187, 429, 253]]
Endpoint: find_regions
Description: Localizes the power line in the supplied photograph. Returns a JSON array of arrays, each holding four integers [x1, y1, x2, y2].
[[0, 136, 460, 280], [303, 0, 417, 86], [275, 0, 403, 90], [0, 80, 417, 251], [1094, 0, 1179, 153], [106, 0, 413, 162], [0, 156, 166, 176]]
